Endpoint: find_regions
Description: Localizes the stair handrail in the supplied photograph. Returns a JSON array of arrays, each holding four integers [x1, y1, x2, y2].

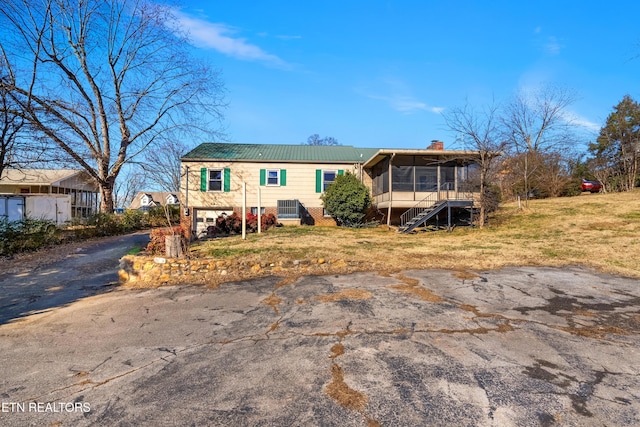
[[399, 182, 475, 227], [400, 192, 440, 226]]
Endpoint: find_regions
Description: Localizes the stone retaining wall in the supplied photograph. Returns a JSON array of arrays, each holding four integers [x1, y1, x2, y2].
[[118, 255, 360, 286]]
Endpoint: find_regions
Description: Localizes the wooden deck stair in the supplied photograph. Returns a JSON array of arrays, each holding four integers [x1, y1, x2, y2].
[[397, 191, 474, 234], [397, 200, 448, 233]]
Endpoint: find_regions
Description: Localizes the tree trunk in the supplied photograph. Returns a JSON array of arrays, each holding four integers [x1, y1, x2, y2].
[[165, 235, 183, 258], [100, 183, 115, 213], [478, 170, 486, 228]]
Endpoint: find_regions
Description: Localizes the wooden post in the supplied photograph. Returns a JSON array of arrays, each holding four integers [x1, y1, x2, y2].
[[257, 186, 262, 234], [242, 182, 247, 240], [387, 153, 395, 228]]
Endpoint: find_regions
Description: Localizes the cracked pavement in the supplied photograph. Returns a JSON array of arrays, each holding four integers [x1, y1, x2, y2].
[[1, 266, 639, 426]]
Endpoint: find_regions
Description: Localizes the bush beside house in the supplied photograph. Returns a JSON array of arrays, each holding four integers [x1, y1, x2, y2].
[[321, 173, 372, 227]]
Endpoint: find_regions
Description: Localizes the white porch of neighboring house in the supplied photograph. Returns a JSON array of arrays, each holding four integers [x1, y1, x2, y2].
[[0, 169, 100, 224]]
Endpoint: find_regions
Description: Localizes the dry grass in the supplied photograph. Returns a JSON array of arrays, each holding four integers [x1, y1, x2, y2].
[[325, 363, 368, 411], [192, 190, 640, 279]]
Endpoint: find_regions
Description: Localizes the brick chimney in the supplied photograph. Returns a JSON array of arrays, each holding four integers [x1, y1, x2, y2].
[[427, 140, 444, 150]]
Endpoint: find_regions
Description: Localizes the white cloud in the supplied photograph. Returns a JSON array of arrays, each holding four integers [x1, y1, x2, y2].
[[367, 94, 443, 114], [173, 11, 289, 68], [360, 77, 443, 114], [564, 111, 601, 133], [532, 27, 563, 55], [544, 36, 562, 55]]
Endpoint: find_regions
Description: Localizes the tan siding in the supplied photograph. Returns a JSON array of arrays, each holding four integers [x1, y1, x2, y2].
[[183, 161, 359, 210]]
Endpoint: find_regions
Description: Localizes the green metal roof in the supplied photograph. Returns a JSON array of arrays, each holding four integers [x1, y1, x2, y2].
[[182, 143, 380, 163]]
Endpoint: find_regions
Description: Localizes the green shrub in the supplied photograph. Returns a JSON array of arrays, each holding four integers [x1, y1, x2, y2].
[[0, 206, 179, 256], [87, 213, 122, 236], [483, 184, 502, 214], [121, 209, 148, 231], [147, 205, 180, 227], [560, 178, 583, 197], [0, 217, 60, 256], [321, 172, 372, 227]]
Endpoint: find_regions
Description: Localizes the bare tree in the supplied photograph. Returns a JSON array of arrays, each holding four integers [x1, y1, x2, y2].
[[0, 80, 23, 177], [113, 165, 147, 208], [305, 134, 340, 146], [500, 85, 576, 205], [142, 139, 192, 192], [0, 57, 50, 176], [444, 101, 504, 227], [0, 0, 225, 212]]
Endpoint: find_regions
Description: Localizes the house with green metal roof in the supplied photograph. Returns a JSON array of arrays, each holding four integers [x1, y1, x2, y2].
[[180, 142, 481, 237]]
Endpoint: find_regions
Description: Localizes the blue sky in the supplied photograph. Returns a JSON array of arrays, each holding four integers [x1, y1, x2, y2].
[[176, 0, 640, 150]]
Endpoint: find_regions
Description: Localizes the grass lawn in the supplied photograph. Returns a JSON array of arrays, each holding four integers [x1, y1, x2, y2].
[[191, 190, 640, 279]]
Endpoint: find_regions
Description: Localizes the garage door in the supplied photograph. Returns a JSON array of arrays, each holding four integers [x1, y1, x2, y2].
[[194, 209, 231, 237]]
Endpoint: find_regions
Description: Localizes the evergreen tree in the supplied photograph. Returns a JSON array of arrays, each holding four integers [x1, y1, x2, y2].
[[588, 95, 640, 192], [320, 173, 371, 227]]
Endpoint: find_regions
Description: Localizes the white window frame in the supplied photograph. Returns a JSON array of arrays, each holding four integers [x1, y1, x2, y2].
[[322, 170, 338, 192], [208, 169, 223, 192], [266, 169, 280, 186], [250, 207, 266, 215]]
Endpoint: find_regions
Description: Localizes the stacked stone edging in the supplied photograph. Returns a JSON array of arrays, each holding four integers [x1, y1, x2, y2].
[[118, 255, 357, 285]]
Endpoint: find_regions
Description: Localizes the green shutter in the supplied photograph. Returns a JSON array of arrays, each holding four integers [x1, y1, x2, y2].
[[338, 170, 344, 176], [223, 168, 231, 192], [260, 169, 266, 186], [200, 168, 207, 192], [280, 169, 286, 186], [315, 169, 322, 193]]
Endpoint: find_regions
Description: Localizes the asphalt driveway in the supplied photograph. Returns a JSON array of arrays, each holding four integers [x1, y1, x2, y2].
[[1, 266, 639, 426], [0, 232, 150, 325]]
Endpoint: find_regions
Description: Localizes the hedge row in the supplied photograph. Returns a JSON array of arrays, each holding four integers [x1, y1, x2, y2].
[[0, 206, 180, 257]]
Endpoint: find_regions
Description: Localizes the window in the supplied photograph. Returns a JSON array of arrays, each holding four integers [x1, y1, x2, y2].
[[323, 170, 337, 191], [201, 168, 230, 192], [315, 169, 343, 193], [267, 169, 279, 186], [440, 166, 455, 190], [392, 165, 414, 191], [260, 169, 286, 187], [208, 169, 223, 191], [250, 207, 266, 215], [372, 160, 389, 196], [415, 166, 438, 191]]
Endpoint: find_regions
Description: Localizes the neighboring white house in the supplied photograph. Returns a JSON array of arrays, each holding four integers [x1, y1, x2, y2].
[[0, 169, 100, 224], [128, 192, 181, 210]]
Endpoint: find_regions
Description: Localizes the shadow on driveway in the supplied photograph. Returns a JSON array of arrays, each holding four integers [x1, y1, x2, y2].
[[0, 232, 149, 325]]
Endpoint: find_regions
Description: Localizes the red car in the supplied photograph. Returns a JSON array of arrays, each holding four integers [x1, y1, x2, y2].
[[581, 179, 602, 193]]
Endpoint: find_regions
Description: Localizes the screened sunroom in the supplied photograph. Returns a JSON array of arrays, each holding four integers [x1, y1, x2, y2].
[[363, 148, 481, 226]]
